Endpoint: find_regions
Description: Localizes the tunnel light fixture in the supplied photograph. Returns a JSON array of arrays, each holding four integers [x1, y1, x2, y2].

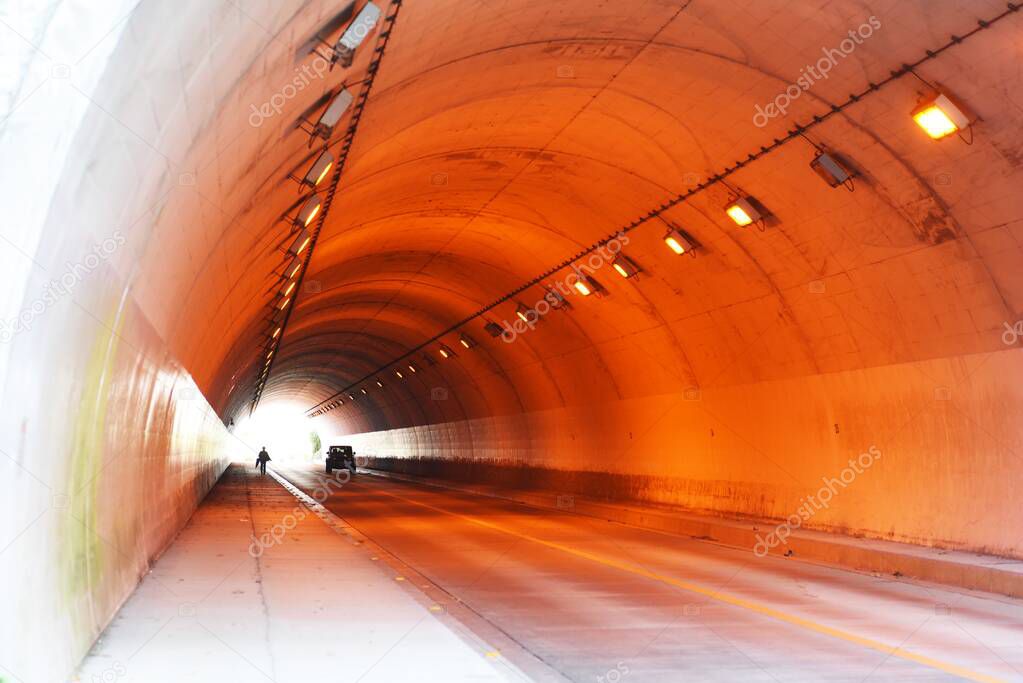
[[516, 304, 538, 324], [314, 88, 354, 139], [336, 2, 381, 64], [484, 321, 504, 338], [288, 229, 312, 256], [395, 369, 404, 379], [458, 335, 476, 349], [281, 280, 297, 298], [303, 151, 334, 187], [544, 287, 569, 310], [407, 363, 417, 373], [725, 196, 763, 227], [438, 344, 455, 359], [572, 269, 597, 294], [272, 327, 281, 339], [295, 195, 323, 228], [570, 269, 600, 297], [911, 90, 974, 141], [278, 296, 291, 310], [810, 151, 854, 190], [612, 255, 640, 278], [348, 393, 355, 400], [360, 387, 368, 395], [285, 258, 303, 280], [375, 380, 383, 388], [664, 228, 695, 256], [315, 2, 382, 68]]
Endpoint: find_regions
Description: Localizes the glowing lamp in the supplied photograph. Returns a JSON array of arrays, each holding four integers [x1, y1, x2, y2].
[[725, 197, 761, 227], [296, 195, 322, 227], [458, 335, 476, 349], [438, 345, 454, 359], [664, 229, 694, 255], [516, 304, 536, 323], [288, 229, 312, 256], [612, 255, 640, 278], [912, 92, 970, 140], [571, 270, 599, 296], [375, 380, 383, 388], [304, 151, 334, 187], [395, 369, 404, 379], [282, 258, 302, 280]]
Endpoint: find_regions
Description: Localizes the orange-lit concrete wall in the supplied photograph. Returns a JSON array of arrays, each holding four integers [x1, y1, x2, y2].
[[342, 348, 1023, 557]]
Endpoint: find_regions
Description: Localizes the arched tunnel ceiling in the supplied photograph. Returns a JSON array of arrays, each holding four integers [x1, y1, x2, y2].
[[116, 0, 1021, 426]]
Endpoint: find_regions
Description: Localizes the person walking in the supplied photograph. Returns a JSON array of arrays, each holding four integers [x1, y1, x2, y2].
[[256, 447, 271, 475]]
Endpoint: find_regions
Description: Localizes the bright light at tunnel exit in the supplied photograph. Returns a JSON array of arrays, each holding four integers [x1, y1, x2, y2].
[[234, 402, 323, 464]]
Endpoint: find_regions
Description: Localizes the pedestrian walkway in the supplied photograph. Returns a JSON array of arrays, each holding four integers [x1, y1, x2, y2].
[[76, 464, 516, 682]]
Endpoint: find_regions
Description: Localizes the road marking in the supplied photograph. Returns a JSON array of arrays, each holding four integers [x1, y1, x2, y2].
[[267, 468, 565, 682], [365, 481, 1007, 683]]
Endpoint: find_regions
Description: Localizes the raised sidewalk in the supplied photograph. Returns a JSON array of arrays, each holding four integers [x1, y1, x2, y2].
[[75, 464, 522, 683]]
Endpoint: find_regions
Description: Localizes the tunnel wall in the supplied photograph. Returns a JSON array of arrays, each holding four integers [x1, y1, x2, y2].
[[0, 2, 233, 680], [345, 345, 1023, 558]]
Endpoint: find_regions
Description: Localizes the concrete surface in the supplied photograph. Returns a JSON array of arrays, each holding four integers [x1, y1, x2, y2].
[[278, 464, 1023, 683], [76, 464, 523, 683], [361, 466, 1023, 599]]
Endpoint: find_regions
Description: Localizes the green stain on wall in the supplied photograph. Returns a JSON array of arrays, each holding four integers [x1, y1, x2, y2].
[[60, 303, 126, 622]]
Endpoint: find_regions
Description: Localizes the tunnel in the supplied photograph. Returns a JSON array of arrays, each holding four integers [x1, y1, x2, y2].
[[2, 0, 1022, 681]]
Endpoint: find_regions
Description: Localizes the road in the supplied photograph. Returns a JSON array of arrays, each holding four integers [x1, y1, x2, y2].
[[278, 465, 1023, 682]]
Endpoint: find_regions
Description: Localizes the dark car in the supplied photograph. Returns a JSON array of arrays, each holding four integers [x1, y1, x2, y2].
[[325, 445, 357, 474]]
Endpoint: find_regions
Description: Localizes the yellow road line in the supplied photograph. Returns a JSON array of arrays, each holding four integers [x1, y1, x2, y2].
[[367, 483, 1006, 683]]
